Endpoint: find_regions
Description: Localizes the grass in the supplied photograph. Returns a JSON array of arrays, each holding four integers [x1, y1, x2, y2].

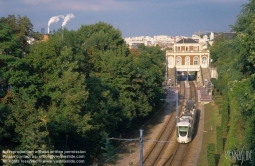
[[197, 92, 222, 166]]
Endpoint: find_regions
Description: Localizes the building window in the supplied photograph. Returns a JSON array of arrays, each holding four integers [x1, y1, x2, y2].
[[202, 56, 207, 65], [186, 46, 188, 51], [194, 56, 198, 65], [178, 46, 180, 51], [194, 46, 198, 51], [176, 56, 181, 65], [185, 56, 190, 65]]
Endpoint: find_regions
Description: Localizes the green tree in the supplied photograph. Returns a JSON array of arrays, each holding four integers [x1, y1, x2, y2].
[[0, 15, 35, 54], [210, 1, 255, 165], [101, 132, 117, 164], [0, 20, 166, 165], [0, 23, 22, 57], [0, 33, 92, 163], [231, 0, 255, 76]]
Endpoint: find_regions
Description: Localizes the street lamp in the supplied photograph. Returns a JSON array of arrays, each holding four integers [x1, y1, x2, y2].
[[175, 90, 178, 123], [166, 57, 168, 85], [186, 69, 189, 87]]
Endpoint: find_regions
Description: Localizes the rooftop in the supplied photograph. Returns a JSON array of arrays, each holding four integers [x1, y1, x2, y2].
[[176, 38, 198, 44]]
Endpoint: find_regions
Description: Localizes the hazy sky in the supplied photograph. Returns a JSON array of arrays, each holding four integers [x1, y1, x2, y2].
[[0, 0, 248, 38]]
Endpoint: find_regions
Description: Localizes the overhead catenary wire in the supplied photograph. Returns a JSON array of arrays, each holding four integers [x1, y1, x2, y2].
[[109, 138, 174, 143]]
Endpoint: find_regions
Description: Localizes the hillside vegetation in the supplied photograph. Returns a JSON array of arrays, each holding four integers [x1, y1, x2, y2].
[[210, 1, 255, 165]]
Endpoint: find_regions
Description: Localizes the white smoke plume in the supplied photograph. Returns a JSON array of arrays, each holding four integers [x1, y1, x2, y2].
[[47, 15, 64, 34], [62, 13, 75, 28]]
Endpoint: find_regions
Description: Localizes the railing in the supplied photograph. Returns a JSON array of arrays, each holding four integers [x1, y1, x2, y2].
[[166, 50, 209, 53], [176, 65, 200, 71]]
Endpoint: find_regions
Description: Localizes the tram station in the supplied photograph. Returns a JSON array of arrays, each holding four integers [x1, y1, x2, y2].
[[166, 38, 213, 102]]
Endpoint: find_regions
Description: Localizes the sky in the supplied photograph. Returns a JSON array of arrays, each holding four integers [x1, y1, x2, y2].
[[0, 0, 249, 38]]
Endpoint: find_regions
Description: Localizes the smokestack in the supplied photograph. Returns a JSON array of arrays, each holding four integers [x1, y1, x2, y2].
[[62, 13, 75, 29], [47, 15, 64, 34]]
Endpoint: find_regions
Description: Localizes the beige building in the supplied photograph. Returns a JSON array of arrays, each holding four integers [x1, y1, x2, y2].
[[166, 38, 210, 85], [166, 38, 210, 71]]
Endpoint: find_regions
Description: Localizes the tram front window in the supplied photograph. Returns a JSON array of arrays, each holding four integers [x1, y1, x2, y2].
[[178, 126, 189, 136]]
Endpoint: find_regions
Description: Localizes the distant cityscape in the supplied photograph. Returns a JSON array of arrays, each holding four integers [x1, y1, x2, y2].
[[124, 32, 214, 50], [124, 32, 235, 50], [33, 28, 235, 51]]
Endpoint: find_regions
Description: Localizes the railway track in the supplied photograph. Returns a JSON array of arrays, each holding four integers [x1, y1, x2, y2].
[[181, 81, 202, 166], [142, 81, 187, 166], [163, 81, 197, 166], [190, 81, 198, 102], [163, 143, 188, 166]]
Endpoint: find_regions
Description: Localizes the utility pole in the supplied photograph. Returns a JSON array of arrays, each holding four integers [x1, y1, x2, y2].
[[187, 69, 188, 82], [166, 57, 168, 85], [140, 129, 143, 166], [175, 90, 178, 124], [186, 69, 189, 86], [186, 69, 188, 99]]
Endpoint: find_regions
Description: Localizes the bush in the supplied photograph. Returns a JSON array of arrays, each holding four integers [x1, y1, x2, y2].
[[221, 93, 229, 137], [207, 143, 216, 166], [216, 126, 223, 154]]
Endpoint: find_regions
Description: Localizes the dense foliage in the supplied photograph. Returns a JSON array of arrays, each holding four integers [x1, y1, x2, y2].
[[207, 143, 216, 166], [221, 93, 228, 138], [0, 16, 165, 165], [216, 126, 223, 154], [210, 0, 255, 165]]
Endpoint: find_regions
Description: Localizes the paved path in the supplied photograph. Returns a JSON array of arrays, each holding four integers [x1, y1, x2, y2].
[[197, 87, 212, 102]]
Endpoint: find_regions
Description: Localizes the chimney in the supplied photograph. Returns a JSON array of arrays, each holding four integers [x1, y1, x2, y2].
[[182, 37, 184, 43]]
